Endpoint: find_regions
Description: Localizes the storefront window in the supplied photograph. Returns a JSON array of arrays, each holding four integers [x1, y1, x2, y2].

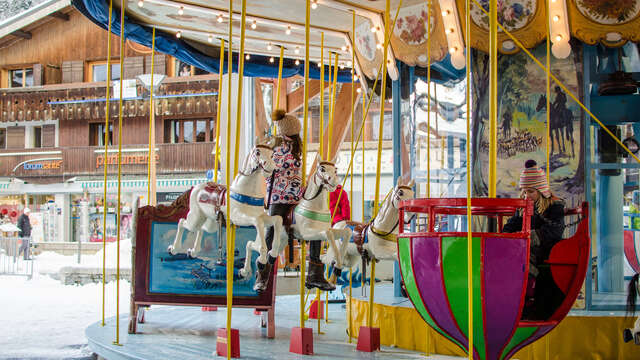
[[0, 128, 5, 149], [183, 121, 193, 143], [196, 120, 207, 142], [164, 119, 214, 143], [89, 123, 113, 146]]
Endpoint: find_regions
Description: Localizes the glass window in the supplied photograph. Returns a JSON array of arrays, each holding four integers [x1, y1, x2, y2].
[[183, 121, 193, 143], [0, 128, 5, 149], [89, 123, 113, 146], [34, 126, 42, 148], [24, 68, 33, 87], [9, 68, 33, 88], [176, 60, 192, 77], [210, 120, 216, 143], [10, 69, 23, 88], [194, 66, 208, 75], [196, 120, 207, 142], [92, 63, 121, 82]]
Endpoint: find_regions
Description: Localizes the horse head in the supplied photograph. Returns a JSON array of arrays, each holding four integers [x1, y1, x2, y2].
[[253, 144, 275, 177], [392, 178, 415, 209], [315, 161, 338, 192]]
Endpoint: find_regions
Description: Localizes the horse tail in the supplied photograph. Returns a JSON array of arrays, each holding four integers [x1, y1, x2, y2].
[[627, 273, 639, 316]]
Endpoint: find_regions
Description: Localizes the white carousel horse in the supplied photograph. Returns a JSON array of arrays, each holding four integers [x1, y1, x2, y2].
[[323, 178, 415, 273], [624, 273, 640, 344], [168, 143, 284, 270]]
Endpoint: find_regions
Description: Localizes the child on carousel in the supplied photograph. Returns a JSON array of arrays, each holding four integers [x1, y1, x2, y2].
[[253, 109, 335, 293], [503, 159, 566, 320]]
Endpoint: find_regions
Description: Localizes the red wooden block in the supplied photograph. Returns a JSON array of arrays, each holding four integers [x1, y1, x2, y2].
[[308, 299, 324, 319], [289, 327, 313, 355], [201, 306, 218, 311], [356, 326, 380, 352], [216, 328, 240, 358]]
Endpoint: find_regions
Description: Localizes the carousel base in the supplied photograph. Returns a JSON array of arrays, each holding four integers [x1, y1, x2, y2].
[[86, 295, 461, 360], [348, 284, 640, 359]]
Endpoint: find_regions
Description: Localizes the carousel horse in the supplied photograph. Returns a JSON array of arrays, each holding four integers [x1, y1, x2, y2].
[[323, 178, 415, 277], [624, 273, 640, 344], [168, 142, 284, 270]]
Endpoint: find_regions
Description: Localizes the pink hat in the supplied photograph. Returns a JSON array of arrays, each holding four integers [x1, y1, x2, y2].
[[519, 160, 551, 198]]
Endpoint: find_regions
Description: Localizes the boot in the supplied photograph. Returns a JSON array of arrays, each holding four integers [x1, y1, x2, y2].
[[253, 260, 272, 293], [305, 261, 335, 291]]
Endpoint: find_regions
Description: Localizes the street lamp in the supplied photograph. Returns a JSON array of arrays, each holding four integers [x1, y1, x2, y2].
[[137, 73, 166, 206]]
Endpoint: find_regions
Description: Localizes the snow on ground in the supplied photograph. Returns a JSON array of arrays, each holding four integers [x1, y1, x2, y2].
[[0, 243, 132, 360]]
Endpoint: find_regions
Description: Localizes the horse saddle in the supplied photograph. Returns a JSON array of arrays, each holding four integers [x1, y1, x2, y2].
[[199, 182, 227, 212], [344, 220, 370, 257]]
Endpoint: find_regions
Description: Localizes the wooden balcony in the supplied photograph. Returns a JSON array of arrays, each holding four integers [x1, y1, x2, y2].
[[0, 75, 219, 123], [1, 142, 215, 181]]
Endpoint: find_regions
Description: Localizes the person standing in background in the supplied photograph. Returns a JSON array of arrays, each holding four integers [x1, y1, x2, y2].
[[17, 208, 32, 260], [329, 184, 351, 225]]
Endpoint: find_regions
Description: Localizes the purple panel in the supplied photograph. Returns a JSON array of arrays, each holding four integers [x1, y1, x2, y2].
[[483, 237, 528, 360], [412, 236, 469, 350], [504, 325, 555, 360]]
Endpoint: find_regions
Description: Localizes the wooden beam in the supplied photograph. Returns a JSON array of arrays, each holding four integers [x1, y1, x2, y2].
[[286, 79, 329, 113], [308, 83, 358, 177], [49, 11, 70, 21], [254, 80, 269, 139], [11, 30, 32, 40]]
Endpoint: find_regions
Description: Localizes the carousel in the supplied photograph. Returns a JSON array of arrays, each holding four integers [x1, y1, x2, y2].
[[75, 0, 640, 359]]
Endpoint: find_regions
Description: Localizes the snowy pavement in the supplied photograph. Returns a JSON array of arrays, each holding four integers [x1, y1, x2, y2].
[[0, 246, 131, 360]]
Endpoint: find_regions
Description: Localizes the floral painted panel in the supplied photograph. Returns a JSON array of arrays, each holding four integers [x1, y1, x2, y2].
[[393, 3, 435, 46], [471, 0, 537, 32], [575, 0, 640, 24], [355, 21, 377, 62]]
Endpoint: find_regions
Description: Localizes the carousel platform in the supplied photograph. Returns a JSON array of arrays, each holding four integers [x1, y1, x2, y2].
[[86, 294, 461, 360], [349, 284, 640, 359]]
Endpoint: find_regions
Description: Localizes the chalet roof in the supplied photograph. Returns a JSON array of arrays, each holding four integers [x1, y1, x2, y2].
[[0, 0, 72, 46]]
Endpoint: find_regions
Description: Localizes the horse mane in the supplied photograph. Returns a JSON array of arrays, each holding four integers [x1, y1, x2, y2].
[[627, 273, 639, 316]]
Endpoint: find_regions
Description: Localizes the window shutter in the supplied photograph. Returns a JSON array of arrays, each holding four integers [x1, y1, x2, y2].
[[42, 124, 55, 148], [145, 55, 166, 75], [61, 60, 83, 83], [6, 126, 25, 149], [33, 64, 43, 86], [123, 56, 144, 79]]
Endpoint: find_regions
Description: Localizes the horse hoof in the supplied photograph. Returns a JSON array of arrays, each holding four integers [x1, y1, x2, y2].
[[167, 246, 176, 255]]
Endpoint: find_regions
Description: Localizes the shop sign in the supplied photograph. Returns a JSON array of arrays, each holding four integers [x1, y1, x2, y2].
[[96, 153, 159, 169], [23, 160, 63, 170]]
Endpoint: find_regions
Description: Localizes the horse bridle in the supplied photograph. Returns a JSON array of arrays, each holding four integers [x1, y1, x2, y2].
[[302, 162, 335, 201], [370, 185, 415, 238], [239, 145, 273, 176]]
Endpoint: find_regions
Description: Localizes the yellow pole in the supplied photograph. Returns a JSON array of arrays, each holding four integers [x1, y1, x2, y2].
[[101, 0, 113, 328], [326, 52, 333, 158], [300, 0, 311, 330], [369, 0, 390, 329], [351, 11, 355, 223], [319, 37, 325, 160], [214, 39, 225, 183], [147, 28, 156, 205], [276, 45, 285, 110], [545, 0, 551, 183], [328, 53, 339, 161], [426, 0, 431, 199], [348, 267, 353, 343], [113, 0, 125, 345], [465, 0, 473, 358], [488, 0, 498, 199], [362, 92, 365, 224], [224, 0, 234, 357]]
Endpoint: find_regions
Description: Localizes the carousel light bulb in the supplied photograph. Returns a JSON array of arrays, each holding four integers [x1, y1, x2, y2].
[[286, 26, 292, 35], [176, 31, 182, 38], [347, 60, 352, 67], [555, 34, 563, 41], [208, 35, 213, 43], [295, 46, 300, 54], [217, 14, 224, 23], [245, 53, 251, 60], [339, 63, 345, 69], [353, 74, 358, 81], [251, 20, 257, 29], [341, 45, 347, 51], [356, 87, 362, 93], [269, 57, 275, 63], [449, 46, 457, 54], [137, 0, 143, 8], [442, 9, 450, 16], [317, 62, 322, 67], [371, 26, 377, 32], [445, 28, 454, 34], [295, 59, 300, 65], [311, 0, 318, 9], [178, 6, 184, 15], [267, 43, 273, 50], [376, 43, 383, 50], [552, 15, 560, 22]]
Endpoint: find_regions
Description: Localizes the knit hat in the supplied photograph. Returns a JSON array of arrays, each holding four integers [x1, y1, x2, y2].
[[519, 160, 551, 198], [272, 109, 301, 137]]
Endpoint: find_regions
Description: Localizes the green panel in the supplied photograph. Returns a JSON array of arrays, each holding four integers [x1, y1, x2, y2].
[[442, 236, 486, 360], [499, 326, 538, 360], [397, 236, 465, 349]]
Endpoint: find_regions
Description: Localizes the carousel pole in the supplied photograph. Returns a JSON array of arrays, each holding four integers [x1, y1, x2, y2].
[[488, 0, 498, 198], [101, 0, 113, 328], [545, 0, 551, 183], [314, 33, 325, 335], [276, 45, 285, 110], [348, 9, 355, 344], [426, 0, 432, 200], [147, 28, 156, 206], [113, 0, 126, 346], [465, 0, 473, 358], [214, 39, 225, 183]]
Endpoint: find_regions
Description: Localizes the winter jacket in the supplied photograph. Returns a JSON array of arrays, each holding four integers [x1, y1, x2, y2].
[[503, 199, 565, 276], [267, 141, 302, 205], [329, 185, 351, 225], [17, 214, 32, 238]]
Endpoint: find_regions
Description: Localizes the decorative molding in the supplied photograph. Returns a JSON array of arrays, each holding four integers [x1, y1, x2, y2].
[[568, 0, 640, 46], [391, 1, 448, 66]]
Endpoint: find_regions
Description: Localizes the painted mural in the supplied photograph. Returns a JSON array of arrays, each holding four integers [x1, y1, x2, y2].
[[472, 41, 585, 207], [471, 0, 537, 31], [575, 0, 640, 24], [393, 3, 433, 45], [148, 222, 259, 297]]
